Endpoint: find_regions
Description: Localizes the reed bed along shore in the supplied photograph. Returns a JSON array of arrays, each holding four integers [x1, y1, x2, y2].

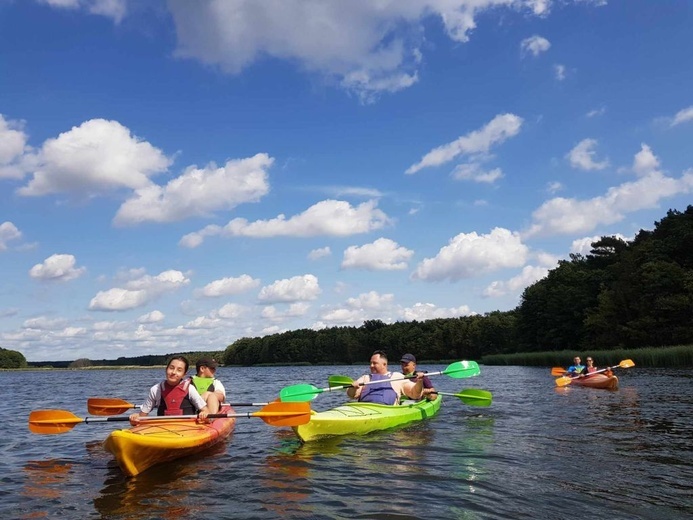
[[481, 344, 693, 368]]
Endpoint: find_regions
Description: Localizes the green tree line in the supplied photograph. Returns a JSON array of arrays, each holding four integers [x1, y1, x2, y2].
[[223, 205, 693, 365]]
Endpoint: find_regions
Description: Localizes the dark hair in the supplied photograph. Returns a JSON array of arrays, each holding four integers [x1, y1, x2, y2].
[[371, 350, 388, 361], [167, 355, 190, 372]]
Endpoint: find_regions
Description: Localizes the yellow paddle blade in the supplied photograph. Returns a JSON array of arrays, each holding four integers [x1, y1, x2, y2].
[[28, 410, 83, 434], [87, 397, 136, 416], [555, 376, 573, 387], [619, 359, 635, 368]]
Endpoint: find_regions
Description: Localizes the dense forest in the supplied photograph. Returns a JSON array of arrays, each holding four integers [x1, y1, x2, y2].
[[223, 206, 693, 365], [2, 206, 691, 369]]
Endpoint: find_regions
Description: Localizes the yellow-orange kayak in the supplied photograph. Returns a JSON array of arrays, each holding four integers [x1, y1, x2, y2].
[[103, 405, 235, 477], [571, 373, 619, 390]]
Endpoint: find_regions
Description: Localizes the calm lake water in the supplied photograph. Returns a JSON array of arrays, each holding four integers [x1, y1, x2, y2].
[[2, 365, 692, 519]]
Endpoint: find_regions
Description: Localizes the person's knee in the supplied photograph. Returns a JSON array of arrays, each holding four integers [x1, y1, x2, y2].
[[206, 394, 220, 412]]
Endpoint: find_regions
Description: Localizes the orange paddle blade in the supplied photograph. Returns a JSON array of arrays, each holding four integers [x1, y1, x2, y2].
[[253, 402, 312, 426], [551, 367, 567, 376], [87, 397, 137, 416], [28, 410, 83, 434]]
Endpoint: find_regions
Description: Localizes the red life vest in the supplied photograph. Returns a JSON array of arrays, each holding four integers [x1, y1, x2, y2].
[[158, 379, 194, 416]]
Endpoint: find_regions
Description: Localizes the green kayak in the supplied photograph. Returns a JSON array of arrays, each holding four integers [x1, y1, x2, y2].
[[293, 395, 442, 442]]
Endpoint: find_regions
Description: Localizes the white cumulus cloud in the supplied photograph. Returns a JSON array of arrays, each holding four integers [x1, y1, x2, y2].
[[341, 238, 414, 271], [18, 119, 171, 198], [198, 274, 261, 298], [0, 222, 22, 251], [258, 274, 321, 303], [114, 153, 272, 225], [29, 254, 86, 282], [406, 113, 523, 174], [567, 138, 609, 171], [520, 35, 551, 57], [89, 269, 190, 311], [412, 228, 529, 282], [180, 199, 391, 247]]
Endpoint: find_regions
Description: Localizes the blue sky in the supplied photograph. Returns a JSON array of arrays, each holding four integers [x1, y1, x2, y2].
[[1, 0, 692, 362]]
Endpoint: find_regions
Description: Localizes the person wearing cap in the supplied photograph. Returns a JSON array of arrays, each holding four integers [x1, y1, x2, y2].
[[129, 355, 211, 425], [346, 350, 425, 405], [191, 357, 226, 414], [400, 353, 437, 400]]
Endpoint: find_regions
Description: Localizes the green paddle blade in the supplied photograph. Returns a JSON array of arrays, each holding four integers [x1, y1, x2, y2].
[[455, 389, 493, 407], [328, 375, 353, 388], [279, 383, 321, 403], [443, 360, 480, 378]]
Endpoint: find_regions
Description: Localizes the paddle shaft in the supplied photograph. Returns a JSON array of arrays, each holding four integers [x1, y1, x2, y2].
[[342, 362, 479, 389]]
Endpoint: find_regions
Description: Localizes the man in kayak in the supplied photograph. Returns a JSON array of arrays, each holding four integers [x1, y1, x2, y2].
[[129, 355, 211, 425], [399, 353, 438, 400], [191, 357, 226, 414], [566, 356, 585, 378], [347, 350, 424, 405]]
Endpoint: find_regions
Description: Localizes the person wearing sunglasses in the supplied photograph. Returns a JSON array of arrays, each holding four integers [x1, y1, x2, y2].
[[584, 357, 597, 374], [346, 350, 424, 405]]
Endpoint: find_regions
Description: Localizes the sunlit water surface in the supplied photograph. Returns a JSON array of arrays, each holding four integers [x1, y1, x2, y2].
[[2, 365, 691, 519]]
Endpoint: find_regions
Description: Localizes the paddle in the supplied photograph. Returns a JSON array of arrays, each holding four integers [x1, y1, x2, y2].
[[279, 360, 480, 402], [555, 359, 635, 387], [551, 367, 568, 376], [29, 402, 311, 434], [87, 397, 271, 416], [434, 388, 493, 407]]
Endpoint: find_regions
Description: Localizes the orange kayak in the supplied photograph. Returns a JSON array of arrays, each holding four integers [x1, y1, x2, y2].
[[103, 405, 235, 477], [570, 373, 619, 390]]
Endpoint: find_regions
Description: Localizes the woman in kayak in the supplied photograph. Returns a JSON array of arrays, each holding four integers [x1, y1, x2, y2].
[[129, 355, 211, 425], [583, 357, 613, 377], [192, 357, 226, 414], [584, 357, 597, 374], [347, 350, 424, 405]]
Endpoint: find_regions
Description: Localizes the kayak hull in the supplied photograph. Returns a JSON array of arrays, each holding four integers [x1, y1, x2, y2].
[[293, 396, 442, 442], [572, 373, 619, 390], [103, 405, 235, 477]]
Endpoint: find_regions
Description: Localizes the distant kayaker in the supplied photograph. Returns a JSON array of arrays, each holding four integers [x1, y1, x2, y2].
[[565, 356, 585, 378], [129, 355, 211, 425], [191, 357, 226, 414], [347, 350, 424, 405], [399, 353, 438, 400]]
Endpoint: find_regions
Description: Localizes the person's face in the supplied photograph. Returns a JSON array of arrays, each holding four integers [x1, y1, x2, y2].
[[400, 360, 415, 375], [574, 357, 581, 364], [166, 359, 187, 386], [369, 354, 388, 374], [586, 358, 593, 365]]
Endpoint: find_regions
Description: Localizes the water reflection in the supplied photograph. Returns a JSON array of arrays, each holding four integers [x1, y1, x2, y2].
[[93, 441, 227, 519], [22, 459, 73, 502]]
